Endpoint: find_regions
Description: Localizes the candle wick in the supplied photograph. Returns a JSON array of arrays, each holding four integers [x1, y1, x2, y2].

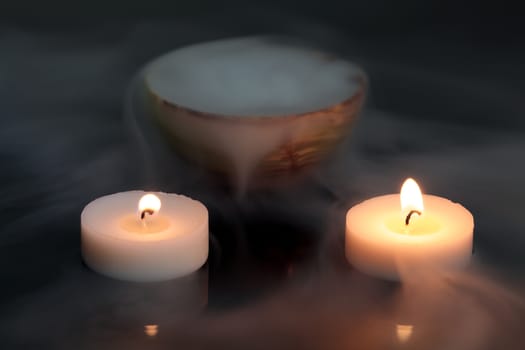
[[405, 210, 422, 226], [140, 209, 154, 220]]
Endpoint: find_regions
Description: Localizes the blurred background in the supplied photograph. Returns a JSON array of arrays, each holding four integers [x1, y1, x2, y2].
[[1, 1, 524, 349]]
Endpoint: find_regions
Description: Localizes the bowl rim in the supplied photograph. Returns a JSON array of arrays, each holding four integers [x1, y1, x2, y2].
[[146, 80, 367, 124]]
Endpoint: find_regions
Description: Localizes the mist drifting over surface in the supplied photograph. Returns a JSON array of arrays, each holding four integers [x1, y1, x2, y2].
[[1, 15, 525, 350]]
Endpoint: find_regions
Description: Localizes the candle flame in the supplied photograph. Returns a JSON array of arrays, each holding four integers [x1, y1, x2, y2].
[[400, 178, 424, 214], [138, 194, 161, 216], [396, 324, 413, 343]]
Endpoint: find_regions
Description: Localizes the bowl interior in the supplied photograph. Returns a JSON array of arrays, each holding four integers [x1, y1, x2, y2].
[[145, 37, 364, 118]]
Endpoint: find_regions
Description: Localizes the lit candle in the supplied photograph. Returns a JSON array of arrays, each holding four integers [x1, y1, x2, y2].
[[345, 178, 474, 280], [81, 191, 208, 282]]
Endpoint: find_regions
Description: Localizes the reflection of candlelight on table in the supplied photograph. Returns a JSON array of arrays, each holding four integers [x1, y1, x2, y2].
[[396, 324, 413, 343], [144, 324, 158, 337], [346, 178, 474, 280]]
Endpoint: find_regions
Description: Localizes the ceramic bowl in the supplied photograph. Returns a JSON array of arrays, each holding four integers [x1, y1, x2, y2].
[[142, 37, 366, 187]]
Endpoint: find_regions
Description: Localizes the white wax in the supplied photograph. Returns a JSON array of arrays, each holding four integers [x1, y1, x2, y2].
[[346, 194, 474, 280], [81, 191, 208, 282]]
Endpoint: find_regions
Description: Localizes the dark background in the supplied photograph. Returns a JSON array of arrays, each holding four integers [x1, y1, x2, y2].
[[1, 2, 524, 349]]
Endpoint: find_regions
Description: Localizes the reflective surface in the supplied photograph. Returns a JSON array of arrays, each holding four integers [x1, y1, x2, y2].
[[1, 19, 525, 349]]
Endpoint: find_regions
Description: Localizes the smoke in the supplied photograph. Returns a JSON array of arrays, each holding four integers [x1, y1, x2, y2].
[[1, 21, 525, 350]]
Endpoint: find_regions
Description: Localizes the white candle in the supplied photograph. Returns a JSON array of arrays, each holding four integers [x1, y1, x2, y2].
[[345, 178, 474, 280], [81, 191, 208, 282]]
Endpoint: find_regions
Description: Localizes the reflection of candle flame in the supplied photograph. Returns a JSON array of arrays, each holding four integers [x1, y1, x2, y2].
[[144, 324, 158, 337], [396, 324, 413, 343]]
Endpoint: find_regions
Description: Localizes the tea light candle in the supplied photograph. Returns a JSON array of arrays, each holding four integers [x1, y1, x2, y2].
[[81, 191, 208, 282], [345, 178, 474, 280]]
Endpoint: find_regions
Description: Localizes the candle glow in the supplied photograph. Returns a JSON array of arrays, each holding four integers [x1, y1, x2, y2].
[[139, 193, 162, 220], [400, 178, 424, 217]]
